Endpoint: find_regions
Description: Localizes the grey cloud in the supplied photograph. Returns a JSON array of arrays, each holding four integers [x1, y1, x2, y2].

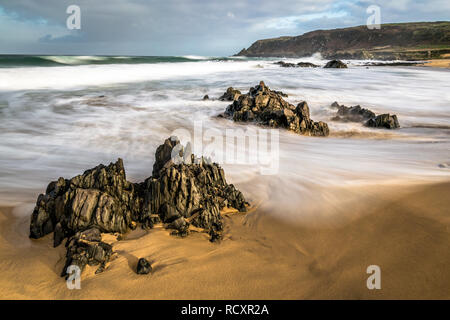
[[0, 0, 449, 55]]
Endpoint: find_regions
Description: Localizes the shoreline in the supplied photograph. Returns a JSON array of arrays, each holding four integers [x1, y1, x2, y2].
[[418, 58, 450, 68], [1, 179, 449, 299]]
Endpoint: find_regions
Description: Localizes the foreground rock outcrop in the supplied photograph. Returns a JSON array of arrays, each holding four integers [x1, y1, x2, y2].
[[331, 102, 400, 129], [30, 137, 248, 277], [221, 81, 329, 137]]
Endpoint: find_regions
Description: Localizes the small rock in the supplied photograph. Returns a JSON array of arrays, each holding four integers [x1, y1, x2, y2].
[[324, 60, 347, 68], [202, 95, 209, 100], [136, 258, 152, 275], [365, 114, 400, 129]]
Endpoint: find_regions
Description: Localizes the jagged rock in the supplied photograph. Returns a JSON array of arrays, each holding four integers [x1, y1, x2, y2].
[[61, 228, 113, 277], [30, 136, 248, 278], [202, 95, 210, 100], [366, 114, 400, 129], [222, 81, 329, 137], [331, 103, 376, 122], [142, 137, 248, 230], [136, 258, 152, 275], [152, 136, 184, 178], [331, 101, 340, 108], [219, 87, 241, 101], [324, 60, 348, 68], [275, 61, 319, 68], [29, 158, 142, 243]]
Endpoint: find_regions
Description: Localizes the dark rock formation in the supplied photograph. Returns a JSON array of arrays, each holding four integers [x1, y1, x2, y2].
[[219, 87, 241, 101], [136, 258, 152, 275], [62, 228, 113, 277], [331, 103, 376, 122], [30, 158, 142, 245], [324, 60, 348, 68], [30, 136, 248, 278], [331, 102, 400, 129], [366, 114, 400, 129], [202, 95, 210, 100], [275, 61, 319, 68], [142, 137, 248, 231], [222, 81, 329, 137]]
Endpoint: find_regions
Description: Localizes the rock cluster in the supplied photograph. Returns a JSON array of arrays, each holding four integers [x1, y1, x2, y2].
[[366, 114, 400, 129], [30, 158, 141, 246], [331, 102, 376, 122], [330, 102, 400, 129], [275, 61, 319, 68], [29, 137, 248, 277], [221, 81, 329, 137], [324, 60, 348, 68]]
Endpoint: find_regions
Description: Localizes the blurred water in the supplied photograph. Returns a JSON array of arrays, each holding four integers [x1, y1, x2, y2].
[[0, 57, 449, 215]]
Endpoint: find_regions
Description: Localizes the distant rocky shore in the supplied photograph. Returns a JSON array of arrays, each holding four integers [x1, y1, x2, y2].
[[29, 137, 248, 278], [236, 22, 450, 61]]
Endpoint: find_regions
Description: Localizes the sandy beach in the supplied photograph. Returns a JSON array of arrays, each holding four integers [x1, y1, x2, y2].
[[1, 180, 449, 300], [420, 57, 450, 68]]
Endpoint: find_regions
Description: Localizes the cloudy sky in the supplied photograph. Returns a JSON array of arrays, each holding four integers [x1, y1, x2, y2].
[[0, 0, 449, 56]]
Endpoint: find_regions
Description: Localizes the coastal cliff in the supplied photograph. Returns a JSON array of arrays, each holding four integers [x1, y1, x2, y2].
[[236, 21, 450, 60]]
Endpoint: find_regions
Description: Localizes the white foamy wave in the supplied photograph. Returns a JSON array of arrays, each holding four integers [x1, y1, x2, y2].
[[181, 55, 211, 60], [0, 60, 264, 91], [40, 55, 110, 65]]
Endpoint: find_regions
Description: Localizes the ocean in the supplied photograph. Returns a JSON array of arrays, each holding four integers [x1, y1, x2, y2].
[[0, 55, 449, 221]]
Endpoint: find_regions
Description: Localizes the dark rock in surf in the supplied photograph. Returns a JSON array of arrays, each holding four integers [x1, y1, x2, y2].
[[202, 95, 210, 100], [331, 103, 376, 122], [297, 62, 320, 68], [219, 87, 241, 101], [275, 61, 319, 68], [136, 258, 152, 275], [365, 114, 400, 129], [324, 60, 348, 68], [221, 81, 329, 137], [331, 102, 400, 129]]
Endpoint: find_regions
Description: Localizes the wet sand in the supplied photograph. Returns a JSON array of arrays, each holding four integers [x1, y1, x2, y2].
[[0, 181, 449, 299], [419, 58, 450, 68]]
